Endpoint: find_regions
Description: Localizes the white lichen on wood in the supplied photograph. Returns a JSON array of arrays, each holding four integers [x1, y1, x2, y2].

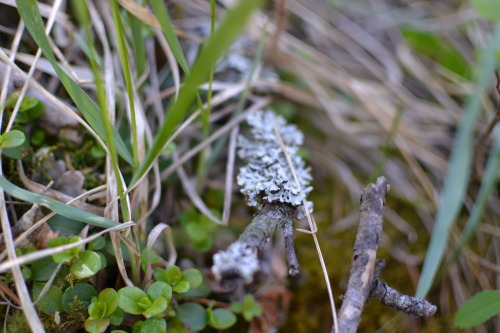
[[212, 110, 311, 283], [237, 110, 313, 218], [212, 242, 259, 283]]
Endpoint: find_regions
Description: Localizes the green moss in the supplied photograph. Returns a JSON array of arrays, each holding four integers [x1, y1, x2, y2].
[[2, 308, 30, 333]]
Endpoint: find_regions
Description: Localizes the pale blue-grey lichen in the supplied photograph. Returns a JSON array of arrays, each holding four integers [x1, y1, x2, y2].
[[237, 110, 313, 218], [212, 242, 259, 283]]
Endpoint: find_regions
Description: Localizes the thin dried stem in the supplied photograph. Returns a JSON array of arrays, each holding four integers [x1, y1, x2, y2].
[[273, 127, 338, 332]]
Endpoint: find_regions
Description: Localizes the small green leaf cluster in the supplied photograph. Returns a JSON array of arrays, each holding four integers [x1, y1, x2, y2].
[[11, 234, 261, 332], [11, 236, 109, 320], [230, 294, 263, 321], [83, 264, 241, 332], [169, 293, 262, 331], [85, 289, 123, 333], [179, 209, 218, 252], [1, 93, 45, 157], [176, 302, 236, 331], [153, 265, 201, 294], [48, 236, 106, 280]]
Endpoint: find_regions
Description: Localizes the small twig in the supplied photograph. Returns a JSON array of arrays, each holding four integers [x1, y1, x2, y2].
[[0, 280, 21, 307], [368, 259, 436, 316], [212, 203, 296, 284], [183, 297, 230, 308], [369, 278, 437, 317], [282, 218, 299, 275], [338, 176, 389, 333], [338, 178, 437, 332]]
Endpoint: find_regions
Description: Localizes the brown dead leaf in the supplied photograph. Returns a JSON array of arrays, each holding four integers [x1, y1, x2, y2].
[[249, 285, 292, 333]]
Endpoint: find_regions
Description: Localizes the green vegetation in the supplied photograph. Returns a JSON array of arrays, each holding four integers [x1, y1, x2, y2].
[[0, 0, 499, 332]]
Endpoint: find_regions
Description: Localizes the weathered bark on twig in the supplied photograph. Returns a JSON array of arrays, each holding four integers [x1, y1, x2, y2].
[[338, 176, 389, 333], [369, 278, 437, 317], [211, 203, 298, 284], [338, 177, 437, 332], [367, 259, 436, 317]]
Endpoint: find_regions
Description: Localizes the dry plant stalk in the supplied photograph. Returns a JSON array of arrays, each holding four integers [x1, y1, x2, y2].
[[338, 177, 436, 333]]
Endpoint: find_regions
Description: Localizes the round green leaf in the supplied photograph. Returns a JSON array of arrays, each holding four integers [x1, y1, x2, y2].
[[166, 265, 182, 285], [177, 302, 207, 331], [141, 317, 167, 333], [118, 286, 148, 315], [109, 309, 124, 326], [147, 281, 172, 303], [207, 308, 237, 329], [0, 130, 25, 148], [88, 236, 106, 251], [138, 296, 152, 309], [89, 301, 107, 320], [48, 236, 82, 263], [21, 266, 31, 280], [142, 296, 168, 316], [30, 128, 45, 146], [173, 280, 190, 294], [97, 252, 107, 270], [19, 97, 44, 120], [153, 268, 168, 283], [30, 257, 57, 281], [230, 301, 243, 314], [132, 320, 144, 333], [90, 145, 106, 159], [181, 268, 203, 290], [98, 288, 118, 317], [32, 282, 63, 315], [70, 250, 102, 279], [472, 0, 500, 21], [84, 318, 109, 333], [62, 282, 98, 314]]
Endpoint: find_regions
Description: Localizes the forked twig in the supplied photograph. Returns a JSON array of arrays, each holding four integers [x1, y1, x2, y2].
[[338, 177, 436, 333]]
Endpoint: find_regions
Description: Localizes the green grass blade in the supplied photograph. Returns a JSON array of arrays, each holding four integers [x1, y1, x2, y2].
[[452, 127, 500, 258], [416, 23, 500, 298], [129, 12, 147, 80], [205, 21, 268, 170], [112, 0, 139, 167], [454, 290, 500, 328], [130, 0, 264, 187], [15, 0, 134, 166], [150, 0, 190, 74], [194, 0, 217, 190], [0, 175, 119, 228]]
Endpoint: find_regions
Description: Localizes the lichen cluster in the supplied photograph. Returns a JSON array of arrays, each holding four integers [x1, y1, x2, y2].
[[237, 110, 313, 218], [211, 242, 259, 283]]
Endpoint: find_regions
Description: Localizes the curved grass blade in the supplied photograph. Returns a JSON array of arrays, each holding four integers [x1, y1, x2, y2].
[[15, 0, 134, 165], [130, 0, 264, 187], [150, 0, 190, 75], [0, 175, 119, 228], [416, 23, 500, 298]]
